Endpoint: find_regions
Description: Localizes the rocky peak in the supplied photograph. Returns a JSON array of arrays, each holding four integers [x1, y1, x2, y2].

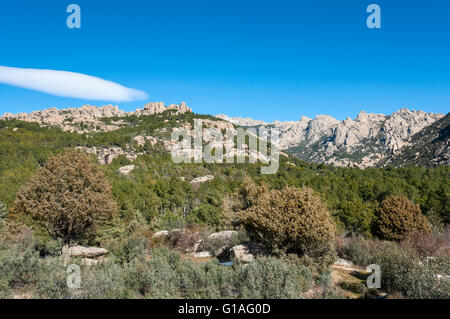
[[133, 102, 192, 116], [1, 102, 192, 133], [217, 108, 444, 168]]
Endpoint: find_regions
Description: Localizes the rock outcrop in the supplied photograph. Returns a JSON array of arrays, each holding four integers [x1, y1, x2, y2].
[[4, 103, 445, 168], [216, 114, 268, 127], [62, 245, 109, 266], [67, 246, 108, 258], [1, 102, 192, 134], [118, 165, 135, 175], [133, 102, 192, 116], [219, 108, 444, 168], [206, 230, 238, 242], [152, 230, 170, 240], [190, 175, 215, 184], [76, 146, 140, 165], [380, 113, 450, 167]]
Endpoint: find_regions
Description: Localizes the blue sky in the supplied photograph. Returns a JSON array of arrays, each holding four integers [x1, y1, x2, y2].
[[0, 0, 449, 121]]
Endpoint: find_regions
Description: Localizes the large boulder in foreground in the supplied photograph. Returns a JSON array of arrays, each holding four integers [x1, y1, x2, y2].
[[67, 245, 108, 258]]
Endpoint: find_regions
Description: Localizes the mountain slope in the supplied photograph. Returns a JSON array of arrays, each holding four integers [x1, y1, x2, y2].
[[218, 109, 444, 168], [379, 113, 450, 167], [2, 105, 446, 168]]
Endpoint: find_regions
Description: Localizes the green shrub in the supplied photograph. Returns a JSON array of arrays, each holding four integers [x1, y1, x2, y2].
[[187, 204, 223, 228], [239, 181, 336, 263], [124, 247, 182, 298], [35, 259, 73, 299], [0, 233, 40, 289], [234, 256, 312, 298], [179, 261, 236, 298], [374, 245, 449, 299], [337, 199, 375, 237], [0, 277, 10, 298], [338, 236, 449, 299], [338, 236, 391, 267], [375, 196, 431, 241], [36, 238, 63, 257], [80, 262, 133, 299], [14, 149, 118, 244], [108, 231, 152, 264]]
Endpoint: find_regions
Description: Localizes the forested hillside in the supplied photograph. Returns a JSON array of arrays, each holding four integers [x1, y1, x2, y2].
[[1, 112, 448, 237]]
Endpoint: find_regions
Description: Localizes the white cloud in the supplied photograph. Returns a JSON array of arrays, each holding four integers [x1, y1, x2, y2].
[[0, 65, 148, 102]]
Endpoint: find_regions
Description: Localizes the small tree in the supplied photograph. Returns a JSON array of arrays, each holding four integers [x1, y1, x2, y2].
[[14, 149, 118, 244], [375, 196, 431, 241], [239, 180, 336, 262]]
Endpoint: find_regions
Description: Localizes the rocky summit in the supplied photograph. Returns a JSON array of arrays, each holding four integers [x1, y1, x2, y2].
[[1, 102, 192, 134], [218, 108, 445, 168], [2, 103, 447, 169]]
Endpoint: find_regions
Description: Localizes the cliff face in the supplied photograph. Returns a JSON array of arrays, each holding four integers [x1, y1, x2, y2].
[[379, 113, 450, 167], [218, 108, 445, 168], [1, 102, 192, 133]]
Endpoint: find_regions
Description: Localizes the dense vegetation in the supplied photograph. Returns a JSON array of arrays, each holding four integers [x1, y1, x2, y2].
[[1, 114, 448, 235], [336, 232, 449, 298], [0, 112, 448, 299]]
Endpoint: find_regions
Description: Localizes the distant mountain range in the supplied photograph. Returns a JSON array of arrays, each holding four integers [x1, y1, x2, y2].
[[217, 109, 448, 168], [1, 104, 448, 168]]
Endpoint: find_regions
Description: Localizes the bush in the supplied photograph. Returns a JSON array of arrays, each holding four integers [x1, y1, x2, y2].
[[374, 244, 449, 299], [35, 259, 73, 299], [14, 149, 118, 244], [375, 196, 431, 241], [337, 236, 391, 267], [338, 235, 450, 299], [0, 277, 10, 298], [167, 227, 204, 253], [400, 230, 449, 257], [108, 230, 153, 264], [239, 181, 336, 263], [80, 262, 133, 299], [179, 261, 236, 298], [0, 231, 41, 289], [187, 204, 223, 228], [234, 256, 312, 298], [36, 238, 64, 257], [124, 247, 182, 298]]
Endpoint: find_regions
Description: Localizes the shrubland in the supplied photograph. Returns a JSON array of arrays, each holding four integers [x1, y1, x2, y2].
[[0, 113, 448, 299]]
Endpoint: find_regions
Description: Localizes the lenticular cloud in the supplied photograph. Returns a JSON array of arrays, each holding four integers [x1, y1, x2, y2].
[[0, 65, 148, 102]]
